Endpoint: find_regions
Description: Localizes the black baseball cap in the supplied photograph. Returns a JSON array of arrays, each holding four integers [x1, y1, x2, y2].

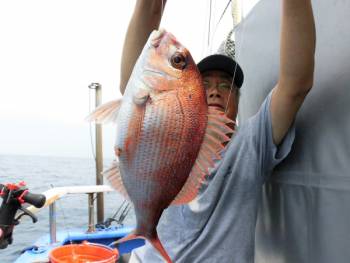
[[197, 54, 244, 88]]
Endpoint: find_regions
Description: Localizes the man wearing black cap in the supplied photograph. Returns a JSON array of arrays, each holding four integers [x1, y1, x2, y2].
[[119, 0, 315, 262], [198, 54, 244, 121]]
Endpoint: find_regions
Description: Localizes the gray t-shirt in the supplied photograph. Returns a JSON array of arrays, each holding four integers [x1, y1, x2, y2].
[[130, 92, 296, 263]]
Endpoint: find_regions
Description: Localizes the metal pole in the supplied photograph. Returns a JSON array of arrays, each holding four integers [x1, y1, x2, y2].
[[49, 203, 57, 244], [89, 83, 104, 223], [87, 193, 95, 233]]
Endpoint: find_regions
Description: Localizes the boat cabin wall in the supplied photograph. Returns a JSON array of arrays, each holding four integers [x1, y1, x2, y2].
[[235, 0, 350, 262]]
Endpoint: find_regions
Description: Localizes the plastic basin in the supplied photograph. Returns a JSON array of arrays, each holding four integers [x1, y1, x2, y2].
[[49, 241, 119, 263]]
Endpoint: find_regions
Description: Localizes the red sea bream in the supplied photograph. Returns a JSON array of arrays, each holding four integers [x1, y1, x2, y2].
[[88, 29, 234, 263]]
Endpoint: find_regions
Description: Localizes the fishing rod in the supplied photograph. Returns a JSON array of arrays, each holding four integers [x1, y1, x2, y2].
[[0, 182, 46, 249], [96, 200, 131, 229]]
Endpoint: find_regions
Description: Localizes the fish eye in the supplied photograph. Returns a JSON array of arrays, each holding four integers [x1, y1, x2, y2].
[[170, 52, 187, 70]]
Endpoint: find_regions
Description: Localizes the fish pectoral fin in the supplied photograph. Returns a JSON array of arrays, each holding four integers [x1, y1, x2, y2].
[[103, 160, 130, 200], [132, 89, 150, 105], [171, 107, 235, 205], [86, 99, 122, 124]]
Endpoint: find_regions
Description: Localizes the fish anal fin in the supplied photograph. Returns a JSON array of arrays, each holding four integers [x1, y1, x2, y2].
[[103, 160, 130, 200], [86, 99, 122, 124], [172, 109, 235, 205]]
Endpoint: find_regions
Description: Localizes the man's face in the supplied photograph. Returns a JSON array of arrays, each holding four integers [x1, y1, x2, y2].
[[202, 70, 239, 121]]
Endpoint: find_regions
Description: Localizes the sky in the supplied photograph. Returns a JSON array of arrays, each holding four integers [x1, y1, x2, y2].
[[0, 0, 259, 159]]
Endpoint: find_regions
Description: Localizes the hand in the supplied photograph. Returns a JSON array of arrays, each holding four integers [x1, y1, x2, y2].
[[119, 0, 167, 94]]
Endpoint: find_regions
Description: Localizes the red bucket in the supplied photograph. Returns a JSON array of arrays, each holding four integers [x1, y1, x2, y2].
[[49, 241, 119, 263]]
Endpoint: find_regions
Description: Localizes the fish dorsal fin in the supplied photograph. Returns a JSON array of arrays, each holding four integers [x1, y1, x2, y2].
[[171, 107, 235, 205], [103, 160, 130, 200], [86, 99, 122, 124]]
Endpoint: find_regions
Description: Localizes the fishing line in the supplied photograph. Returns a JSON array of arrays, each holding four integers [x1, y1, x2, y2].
[[201, 0, 211, 57], [52, 185, 92, 259], [210, 0, 232, 49], [203, 0, 246, 120], [217, 0, 232, 27], [207, 0, 213, 47], [204, 0, 219, 57], [224, 0, 247, 120], [56, 200, 74, 244], [208, 0, 232, 56], [48, 184, 80, 259]]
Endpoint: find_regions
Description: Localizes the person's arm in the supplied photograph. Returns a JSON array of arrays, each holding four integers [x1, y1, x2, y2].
[[120, 0, 167, 94], [271, 0, 316, 145]]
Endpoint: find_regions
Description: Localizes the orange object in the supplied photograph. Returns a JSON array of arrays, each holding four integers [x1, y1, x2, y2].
[[49, 241, 119, 263]]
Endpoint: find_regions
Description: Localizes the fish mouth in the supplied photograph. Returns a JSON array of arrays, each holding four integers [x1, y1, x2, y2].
[[150, 29, 166, 47]]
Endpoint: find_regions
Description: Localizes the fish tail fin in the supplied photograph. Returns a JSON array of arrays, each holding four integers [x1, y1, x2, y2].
[[112, 231, 172, 263], [149, 233, 173, 263]]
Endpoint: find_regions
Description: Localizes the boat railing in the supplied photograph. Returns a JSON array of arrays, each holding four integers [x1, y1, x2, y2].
[[26, 185, 114, 244]]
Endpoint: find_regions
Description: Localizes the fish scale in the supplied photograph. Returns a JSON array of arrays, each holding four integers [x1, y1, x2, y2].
[[133, 97, 187, 204]]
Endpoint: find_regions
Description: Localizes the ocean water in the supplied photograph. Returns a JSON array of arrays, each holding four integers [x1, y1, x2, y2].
[[0, 154, 136, 263]]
